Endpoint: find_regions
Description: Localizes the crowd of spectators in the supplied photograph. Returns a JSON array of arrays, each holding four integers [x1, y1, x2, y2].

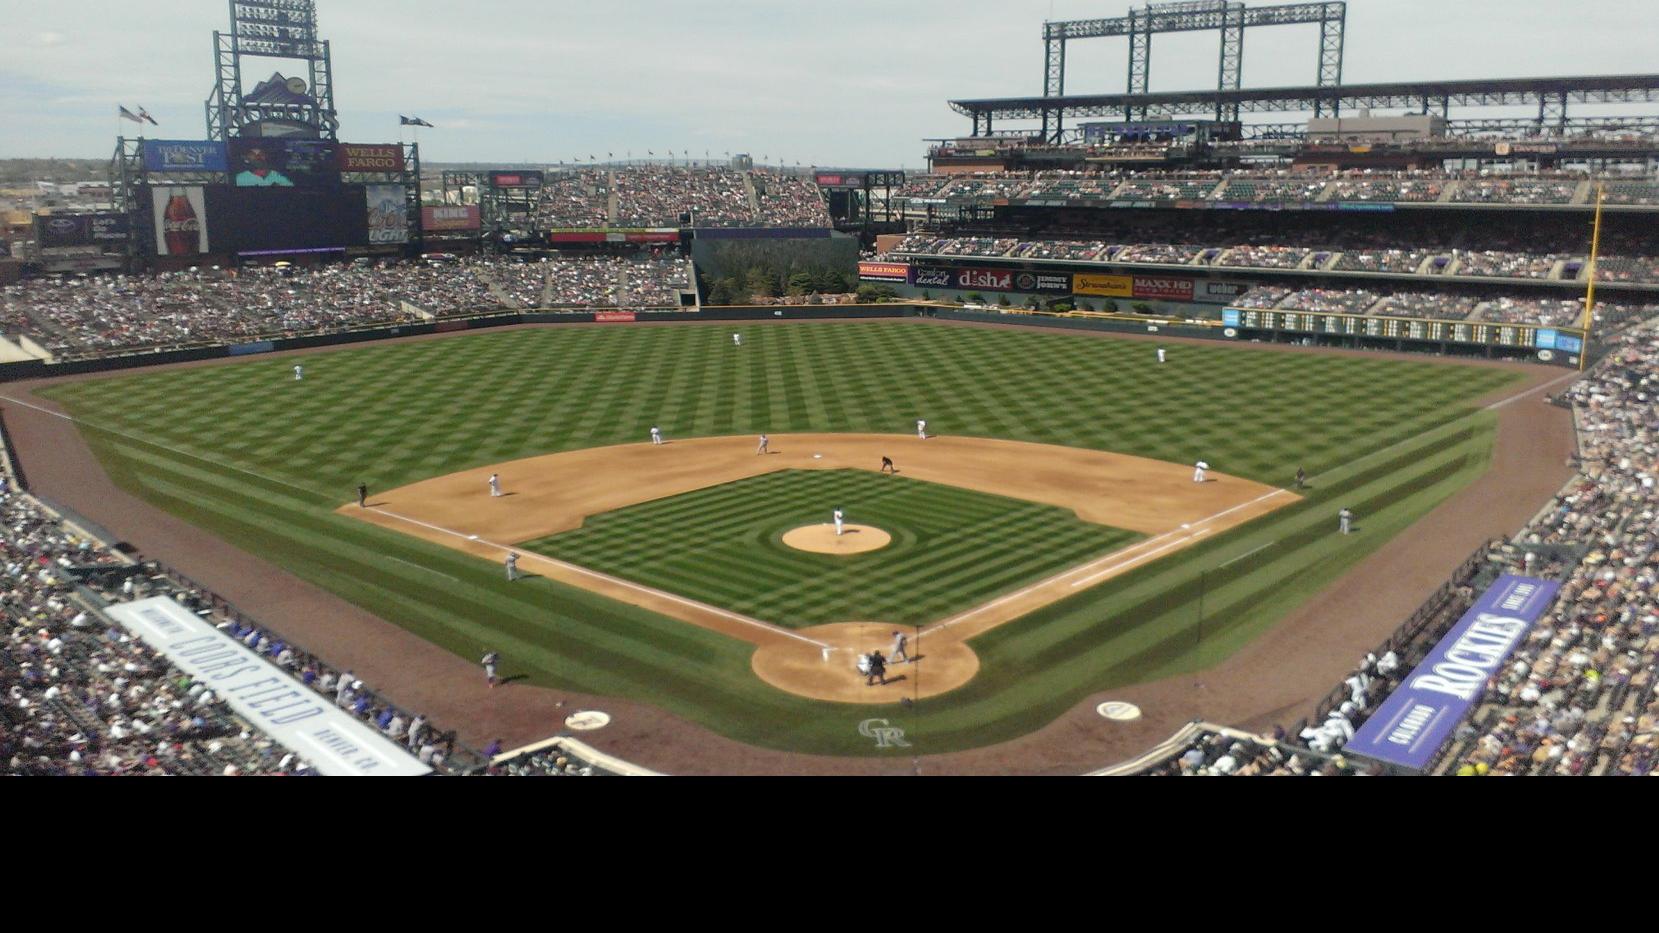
[[1271, 287, 1384, 314], [1453, 250, 1567, 279], [1454, 177, 1581, 205], [1334, 248, 1431, 274], [1372, 291, 1479, 320], [1221, 245, 1312, 270], [0, 472, 321, 775], [1145, 311, 1659, 776], [530, 166, 830, 229], [0, 255, 694, 359]]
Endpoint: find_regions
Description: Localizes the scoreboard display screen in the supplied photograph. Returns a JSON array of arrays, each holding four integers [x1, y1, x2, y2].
[[204, 185, 369, 252], [1224, 307, 1582, 353]]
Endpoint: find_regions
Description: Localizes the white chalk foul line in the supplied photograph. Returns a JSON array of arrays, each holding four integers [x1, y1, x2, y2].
[[921, 487, 1294, 637], [387, 556, 461, 582], [364, 505, 830, 650]]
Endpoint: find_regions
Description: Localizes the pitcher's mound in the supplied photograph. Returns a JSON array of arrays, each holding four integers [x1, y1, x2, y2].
[[782, 524, 891, 555]]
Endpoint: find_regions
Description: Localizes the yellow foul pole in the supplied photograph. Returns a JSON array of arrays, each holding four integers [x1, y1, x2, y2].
[[1580, 183, 1605, 372]]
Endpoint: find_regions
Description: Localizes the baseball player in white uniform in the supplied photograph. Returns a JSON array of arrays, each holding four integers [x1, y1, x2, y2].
[[1157, 346, 1167, 363], [650, 426, 663, 445], [1193, 460, 1209, 483], [1339, 508, 1353, 535], [505, 552, 519, 581], [756, 434, 769, 454], [293, 364, 303, 381], [488, 473, 502, 497], [890, 630, 910, 663], [732, 333, 742, 346], [917, 419, 927, 440], [833, 508, 845, 536]]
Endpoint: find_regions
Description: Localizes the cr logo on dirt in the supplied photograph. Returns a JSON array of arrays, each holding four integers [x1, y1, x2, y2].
[[859, 718, 911, 748]]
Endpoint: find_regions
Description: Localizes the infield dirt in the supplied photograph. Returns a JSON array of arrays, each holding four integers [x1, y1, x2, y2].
[[342, 432, 1295, 703]]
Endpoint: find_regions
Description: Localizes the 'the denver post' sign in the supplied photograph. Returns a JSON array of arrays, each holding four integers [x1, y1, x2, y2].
[[1344, 575, 1560, 771], [105, 597, 432, 776]]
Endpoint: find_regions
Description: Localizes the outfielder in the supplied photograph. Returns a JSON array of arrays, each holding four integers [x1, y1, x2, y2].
[[1193, 460, 1209, 483], [505, 552, 520, 581], [650, 425, 663, 445], [756, 434, 769, 454], [293, 364, 303, 381], [488, 473, 502, 497], [917, 419, 927, 440], [482, 651, 500, 688], [833, 508, 845, 536], [356, 483, 367, 508], [732, 333, 742, 346], [1339, 508, 1353, 535], [1157, 346, 1167, 364]]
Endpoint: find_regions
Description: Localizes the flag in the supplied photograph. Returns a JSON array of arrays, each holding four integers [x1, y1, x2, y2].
[[400, 115, 435, 128], [119, 105, 144, 124], [137, 106, 159, 126]]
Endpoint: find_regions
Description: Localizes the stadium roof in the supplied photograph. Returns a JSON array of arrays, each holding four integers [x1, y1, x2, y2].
[[949, 73, 1659, 120]]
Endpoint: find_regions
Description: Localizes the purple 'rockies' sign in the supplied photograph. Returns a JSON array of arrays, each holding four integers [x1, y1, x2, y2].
[[1343, 574, 1560, 770]]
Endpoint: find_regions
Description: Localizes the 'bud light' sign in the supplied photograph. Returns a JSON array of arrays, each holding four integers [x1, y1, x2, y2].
[[143, 140, 229, 173]]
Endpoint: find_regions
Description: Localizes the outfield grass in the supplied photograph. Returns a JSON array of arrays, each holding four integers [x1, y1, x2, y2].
[[523, 469, 1141, 628], [39, 321, 1522, 756]]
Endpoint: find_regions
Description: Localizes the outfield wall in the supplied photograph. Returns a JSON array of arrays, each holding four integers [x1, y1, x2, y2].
[[0, 301, 1577, 384]]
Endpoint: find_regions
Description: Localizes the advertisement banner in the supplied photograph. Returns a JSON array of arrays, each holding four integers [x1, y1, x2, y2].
[[152, 186, 210, 257], [230, 138, 339, 187], [90, 213, 130, 243], [908, 266, 1067, 294], [1074, 273, 1134, 298], [364, 185, 409, 244], [1198, 281, 1249, 304], [105, 598, 431, 776], [1222, 309, 1242, 327], [36, 215, 89, 249], [142, 139, 228, 173], [37, 213, 133, 248], [858, 261, 910, 283], [421, 205, 482, 232], [595, 312, 636, 323], [1344, 574, 1561, 770], [490, 170, 544, 189], [1131, 276, 1195, 301], [339, 144, 406, 173]]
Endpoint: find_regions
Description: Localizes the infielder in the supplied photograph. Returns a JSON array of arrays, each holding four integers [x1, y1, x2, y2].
[[650, 426, 663, 445], [1157, 346, 1167, 364], [293, 364, 303, 381], [756, 434, 769, 454], [917, 419, 927, 440], [732, 333, 742, 346], [505, 552, 520, 581], [482, 651, 500, 688], [880, 456, 895, 474], [890, 630, 910, 663], [833, 508, 845, 536], [1193, 460, 1209, 483], [1339, 508, 1353, 535], [356, 483, 367, 508], [488, 473, 502, 497]]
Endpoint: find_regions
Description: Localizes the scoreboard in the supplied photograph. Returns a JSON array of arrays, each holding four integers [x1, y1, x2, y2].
[[1222, 308, 1586, 355]]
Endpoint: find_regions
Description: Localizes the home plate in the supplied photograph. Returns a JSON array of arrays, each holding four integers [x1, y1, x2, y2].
[[468, 534, 479, 540]]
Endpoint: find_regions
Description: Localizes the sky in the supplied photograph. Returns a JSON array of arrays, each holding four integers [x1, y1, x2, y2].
[[0, 0, 1654, 167]]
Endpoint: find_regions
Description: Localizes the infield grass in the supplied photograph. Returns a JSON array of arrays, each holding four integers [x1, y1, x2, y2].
[[39, 320, 1522, 756], [523, 469, 1142, 628]]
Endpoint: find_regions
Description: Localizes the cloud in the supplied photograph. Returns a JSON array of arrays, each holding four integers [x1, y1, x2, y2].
[[33, 32, 67, 47]]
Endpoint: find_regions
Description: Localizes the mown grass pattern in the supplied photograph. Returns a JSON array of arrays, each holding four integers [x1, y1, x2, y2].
[[38, 322, 1522, 756], [524, 469, 1141, 628]]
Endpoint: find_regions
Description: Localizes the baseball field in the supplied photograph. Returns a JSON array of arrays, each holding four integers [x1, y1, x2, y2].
[[34, 320, 1522, 756]]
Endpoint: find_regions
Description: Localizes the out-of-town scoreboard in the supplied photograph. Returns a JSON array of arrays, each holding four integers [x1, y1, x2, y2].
[[1222, 307, 1588, 356]]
